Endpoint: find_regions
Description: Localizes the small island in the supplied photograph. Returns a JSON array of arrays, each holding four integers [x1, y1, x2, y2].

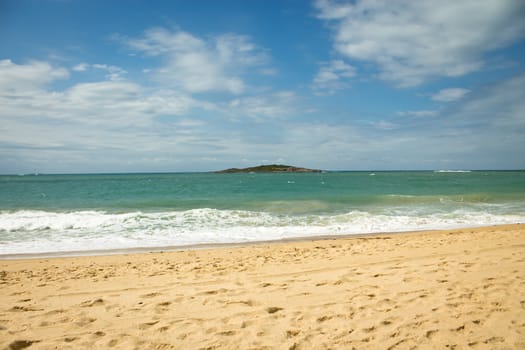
[[214, 164, 322, 173]]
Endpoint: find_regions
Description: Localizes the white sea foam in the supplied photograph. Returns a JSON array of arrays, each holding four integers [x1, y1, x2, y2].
[[1, 208, 524, 256], [434, 170, 472, 173]]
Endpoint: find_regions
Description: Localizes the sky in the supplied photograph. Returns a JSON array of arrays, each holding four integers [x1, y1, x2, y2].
[[1, 0, 525, 173]]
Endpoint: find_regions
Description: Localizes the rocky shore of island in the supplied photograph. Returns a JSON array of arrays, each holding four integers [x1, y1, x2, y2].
[[214, 164, 322, 173]]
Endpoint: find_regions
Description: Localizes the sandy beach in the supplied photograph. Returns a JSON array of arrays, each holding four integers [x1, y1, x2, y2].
[[1, 224, 524, 349]]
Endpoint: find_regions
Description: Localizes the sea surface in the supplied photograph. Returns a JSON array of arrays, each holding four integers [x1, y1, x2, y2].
[[1, 171, 524, 256]]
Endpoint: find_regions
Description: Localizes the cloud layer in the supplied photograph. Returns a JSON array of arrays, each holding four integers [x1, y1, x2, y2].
[[431, 88, 470, 102], [124, 28, 268, 94], [0, 31, 297, 173], [0, 59, 69, 93], [313, 59, 356, 94], [315, 0, 525, 86]]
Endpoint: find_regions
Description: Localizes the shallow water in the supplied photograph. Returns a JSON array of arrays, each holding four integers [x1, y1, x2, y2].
[[1, 171, 524, 255]]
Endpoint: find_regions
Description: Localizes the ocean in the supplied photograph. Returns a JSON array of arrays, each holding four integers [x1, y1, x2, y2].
[[1, 171, 524, 257]]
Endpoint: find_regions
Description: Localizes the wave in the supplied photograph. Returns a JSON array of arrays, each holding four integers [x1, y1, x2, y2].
[[379, 194, 495, 205], [1, 208, 524, 255]]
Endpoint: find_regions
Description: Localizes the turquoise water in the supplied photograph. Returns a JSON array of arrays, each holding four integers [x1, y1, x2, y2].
[[1, 171, 524, 255]]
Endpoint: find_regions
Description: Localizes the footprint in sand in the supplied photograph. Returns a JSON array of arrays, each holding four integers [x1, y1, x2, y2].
[[217, 330, 236, 336], [317, 315, 334, 323], [157, 325, 170, 332], [7, 340, 40, 350], [286, 329, 301, 338], [140, 292, 162, 298], [266, 306, 283, 314], [73, 317, 96, 327], [425, 329, 438, 339], [484, 336, 504, 344], [80, 298, 104, 307], [200, 288, 228, 295], [226, 300, 257, 307], [138, 321, 159, 330], [155, 301, 171, 314], [10, 305, 43, 312], [93, 331, 106, 337]]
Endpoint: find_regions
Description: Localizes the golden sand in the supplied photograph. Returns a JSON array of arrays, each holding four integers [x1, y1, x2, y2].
[[1, 224, 525, 349]]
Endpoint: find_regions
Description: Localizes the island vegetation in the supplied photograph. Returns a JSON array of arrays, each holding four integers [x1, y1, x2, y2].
[[214, 164, 322, 173]]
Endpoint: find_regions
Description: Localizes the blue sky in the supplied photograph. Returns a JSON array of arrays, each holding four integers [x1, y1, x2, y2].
[[1, 0, 525, 173]]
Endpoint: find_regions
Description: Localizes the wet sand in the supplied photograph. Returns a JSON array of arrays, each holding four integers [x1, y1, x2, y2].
[[1, 224, 524, 349]]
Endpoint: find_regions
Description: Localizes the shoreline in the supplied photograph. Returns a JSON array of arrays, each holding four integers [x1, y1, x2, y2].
[[1, 223, 520, 261], [1, 224, 524, 349]]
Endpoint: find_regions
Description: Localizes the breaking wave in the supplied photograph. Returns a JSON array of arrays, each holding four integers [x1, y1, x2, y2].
[[1, 208, 523, 256]]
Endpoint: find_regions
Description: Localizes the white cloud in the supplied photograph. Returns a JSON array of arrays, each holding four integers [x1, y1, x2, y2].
[[125, 29, 204, 55], [288, 72, 525, 169], [2, 60, 524, 172], [315, 0, 525, 87], [372, 120, 398, 130], [0, 60, 198, 127], [313, 59, 356, 94], [0, 37, 285, 174], [65, 81, 141, 108], [92, 64, 127, 81], [0, 58, 276, 173], [451, 73, 525, 129], [431, 88, 470, 102], [225, 91, 297, 121], [72, 63, 127, 80], [124, 28, 269, 94], [0, 59, 69, 94], [72, 63, 88, 72], [259, 68, 278, 76], [277, 74, 525, 170], [397, 110, 438, 118]]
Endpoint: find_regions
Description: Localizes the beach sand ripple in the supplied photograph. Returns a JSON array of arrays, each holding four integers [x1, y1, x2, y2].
[[1, 224, 524, 349]]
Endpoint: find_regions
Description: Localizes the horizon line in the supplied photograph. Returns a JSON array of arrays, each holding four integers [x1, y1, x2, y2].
[[2, 169, 525, 176]]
